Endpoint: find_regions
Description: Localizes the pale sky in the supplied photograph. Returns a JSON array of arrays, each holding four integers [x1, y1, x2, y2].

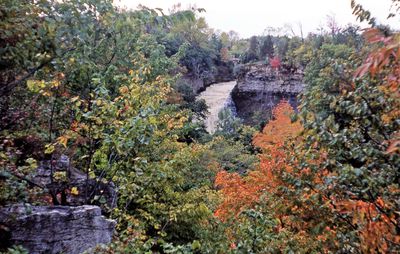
[[115, 0, 399, 38]]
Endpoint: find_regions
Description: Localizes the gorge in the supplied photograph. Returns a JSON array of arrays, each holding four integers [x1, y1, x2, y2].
[[3, 1, 397, 252], [198, 63, 305, 132]]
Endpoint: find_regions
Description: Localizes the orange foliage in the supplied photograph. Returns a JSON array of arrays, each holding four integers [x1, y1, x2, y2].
[[215, 100, 400, 252], [214, 171, 258, 219], [215, 29, 400, 253], [215, 102, 305, 221], [214, 147, 295, 220], [335, 198, 399, 253], [253, 101, 302, 150], [215, 101, 334, 250]]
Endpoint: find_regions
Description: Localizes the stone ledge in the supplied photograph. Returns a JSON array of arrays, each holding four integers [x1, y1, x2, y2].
[[0, 204, 116, 254]]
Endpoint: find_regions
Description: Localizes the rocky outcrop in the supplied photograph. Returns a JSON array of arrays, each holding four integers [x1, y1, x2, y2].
[[0, 204, 116, 254], [30, 155, 117, 211], [182, 61, 235, 94], [180, 75, 205, 94], [203, 62, 235, 88], [232, 63, 305, 125]]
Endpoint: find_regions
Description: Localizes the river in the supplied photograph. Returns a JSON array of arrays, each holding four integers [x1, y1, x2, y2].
[[197, 80, 237, 133]]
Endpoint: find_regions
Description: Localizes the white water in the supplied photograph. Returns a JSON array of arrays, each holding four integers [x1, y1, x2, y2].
[[197, 80, 237, 133]]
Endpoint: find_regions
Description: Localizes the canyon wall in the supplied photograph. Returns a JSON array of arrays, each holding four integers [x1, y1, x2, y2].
[[0, 205, 115, 254], [232, 63, 305, 126]]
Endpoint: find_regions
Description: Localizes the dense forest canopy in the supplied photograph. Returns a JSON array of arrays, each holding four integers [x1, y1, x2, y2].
[[0, 0, 399, 253]]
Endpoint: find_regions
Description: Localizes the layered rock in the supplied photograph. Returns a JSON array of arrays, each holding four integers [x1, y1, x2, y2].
[[30, 155, 117, 210], [232, 63, 305, 125], [0, 204, 115, 254]]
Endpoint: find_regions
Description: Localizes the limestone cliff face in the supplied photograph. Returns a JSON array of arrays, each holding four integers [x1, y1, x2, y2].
[[30, 155, 117, 211], [0, 205, 115, 254], [232, 63, 305, 125]]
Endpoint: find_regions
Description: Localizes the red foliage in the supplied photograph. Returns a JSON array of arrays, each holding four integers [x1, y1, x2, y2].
[[270, 56, 281, 69]]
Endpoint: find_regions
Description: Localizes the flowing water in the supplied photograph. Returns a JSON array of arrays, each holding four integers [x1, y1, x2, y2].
[[197, 80, 237, 133]]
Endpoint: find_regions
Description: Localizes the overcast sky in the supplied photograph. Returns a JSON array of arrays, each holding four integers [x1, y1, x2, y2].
[[115, 0, 399, 38]]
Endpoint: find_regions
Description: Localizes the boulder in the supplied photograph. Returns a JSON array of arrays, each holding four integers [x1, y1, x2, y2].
[[0, 204, 116, 254]]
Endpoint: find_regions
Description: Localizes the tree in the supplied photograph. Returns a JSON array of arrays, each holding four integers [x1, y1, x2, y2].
[[228, 30, 240, 46], [259, 35, 274, 60], [275, 36, 289, 60], [299, 26, 400, 252], [219, 32, 230, 48], [214, 102, 333, 252], [216, 102, 302, 218], [0, 1, 238, 252], [243, 36, 259, 63], [220, 47, 230, 62]]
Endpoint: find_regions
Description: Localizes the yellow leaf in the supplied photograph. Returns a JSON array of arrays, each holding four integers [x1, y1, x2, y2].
[[192, 240, 201, 250], [54, 171, 67, 181], [44, 144, 55, 154], [71, 96, 80, 102], [71, 187, 79, 196], [26, 80, 36, 91], [52, 80, 60, 88]]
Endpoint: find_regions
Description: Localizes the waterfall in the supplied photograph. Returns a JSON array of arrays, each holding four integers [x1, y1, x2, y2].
[[224, 88, 237, 117], [197, 81, 237, 133]]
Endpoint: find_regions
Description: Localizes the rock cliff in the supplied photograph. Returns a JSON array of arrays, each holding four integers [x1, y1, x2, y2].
[[232, 63, 305, 125], [0, 205, 115, 254], [30, 155, 117, 211]]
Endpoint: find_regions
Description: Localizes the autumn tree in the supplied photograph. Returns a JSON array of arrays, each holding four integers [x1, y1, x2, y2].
[[214, 102, 333, 252]]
